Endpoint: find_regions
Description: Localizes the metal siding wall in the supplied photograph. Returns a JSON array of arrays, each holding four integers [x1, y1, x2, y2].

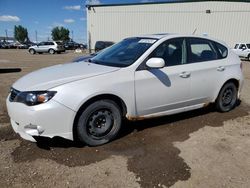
[[87, 2, 250, 49]]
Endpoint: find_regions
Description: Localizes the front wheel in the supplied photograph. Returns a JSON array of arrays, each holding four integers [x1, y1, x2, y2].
[[77, 100, 122, 146], [48, 49, 55, 54], [29, 48, 36, 54], [216, 82, 238, 112]]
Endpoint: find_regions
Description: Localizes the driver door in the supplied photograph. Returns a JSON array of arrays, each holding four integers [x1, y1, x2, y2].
[[135, 38, 192, 116]]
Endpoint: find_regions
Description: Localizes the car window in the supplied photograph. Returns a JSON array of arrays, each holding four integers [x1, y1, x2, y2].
[[38, 42, 45, 46], [46, 42, 53, 45], [149, 38, 186, 66], [246, 44, 250, 49], [239, 44, 246, 49], [234, 44, 239, 49], [215, 42, 228, 58], [187, 38, 218, 63]]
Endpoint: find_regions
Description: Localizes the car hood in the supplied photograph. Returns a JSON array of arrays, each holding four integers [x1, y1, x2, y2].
[[13, 62, 120, 91]]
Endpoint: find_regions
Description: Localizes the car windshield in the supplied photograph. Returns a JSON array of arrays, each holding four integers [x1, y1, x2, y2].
[[91, 37, 157, 67], [234, 44, 239, 49]]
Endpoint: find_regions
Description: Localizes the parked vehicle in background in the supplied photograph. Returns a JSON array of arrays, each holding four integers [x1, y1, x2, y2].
[[0, 41, 8, 49], [232, 43, 250, 61], [64, 41, 81, 50], [28, 41, 65, 54], [94, 41, 114, 52], [7, 34, 243, 146], [16, 43, 29, 49]]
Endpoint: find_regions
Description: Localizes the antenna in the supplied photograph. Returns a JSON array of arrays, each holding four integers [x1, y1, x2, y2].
[[192, 28, 197, 35]]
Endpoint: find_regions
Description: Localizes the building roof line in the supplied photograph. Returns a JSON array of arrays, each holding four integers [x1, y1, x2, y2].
[[86, 0, 250, 8]]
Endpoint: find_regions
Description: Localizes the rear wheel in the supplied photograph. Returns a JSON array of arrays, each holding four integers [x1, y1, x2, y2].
[[29, 48, 36, 54], [48, 49, 55, 54], [77, 100, 122, 146], [216, 82, 238, 112]]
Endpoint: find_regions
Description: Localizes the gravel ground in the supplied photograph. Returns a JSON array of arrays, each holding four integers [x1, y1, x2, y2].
[[0, 49, 250, 188]]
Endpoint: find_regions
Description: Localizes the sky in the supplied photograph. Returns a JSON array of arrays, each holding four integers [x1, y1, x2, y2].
[[0, 0, 174, 44]]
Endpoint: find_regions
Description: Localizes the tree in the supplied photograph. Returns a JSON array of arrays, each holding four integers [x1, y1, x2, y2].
[[51, 27, 70, 42], [14, 25, 28, 43]]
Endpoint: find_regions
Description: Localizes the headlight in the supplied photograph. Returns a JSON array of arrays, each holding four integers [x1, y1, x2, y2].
[[14, 91, 57, 106]]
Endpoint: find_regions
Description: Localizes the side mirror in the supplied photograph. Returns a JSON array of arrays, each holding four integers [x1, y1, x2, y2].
[[146, 58, 165, 69]]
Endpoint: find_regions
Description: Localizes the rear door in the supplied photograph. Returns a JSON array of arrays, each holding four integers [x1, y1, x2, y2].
[[186, 37, 228, 104]]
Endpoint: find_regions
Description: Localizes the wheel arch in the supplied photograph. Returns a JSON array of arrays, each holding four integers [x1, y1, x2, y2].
[[48, 48, 55, 53], [214, 78, 239, 102], [29, 48, 36, 52], [72, 94, 127, 141]]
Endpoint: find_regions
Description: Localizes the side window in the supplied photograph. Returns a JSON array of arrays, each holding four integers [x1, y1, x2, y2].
[[48, 42, 54, 45], [234, 44, 239, 49], [239, 44, 246, 49], [188, 38, 218, 63], [39, 42, 45, 46], [215, 42, 228, 58], [247, 44, 250, 49], [149, 38, 186, 66]]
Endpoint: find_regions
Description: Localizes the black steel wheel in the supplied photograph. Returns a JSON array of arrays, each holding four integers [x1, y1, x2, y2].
[[216, 82, 238, 112], [77, 100, 122, 146]]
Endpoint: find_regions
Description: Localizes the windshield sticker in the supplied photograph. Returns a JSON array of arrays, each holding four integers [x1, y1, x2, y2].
[[138, 39, 156, 44]]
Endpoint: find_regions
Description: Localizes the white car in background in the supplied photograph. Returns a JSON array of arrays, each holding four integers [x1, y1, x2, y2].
[[6, 34, 243, 146], [232, 43, 250, 61], [28, 41, 65, 54]]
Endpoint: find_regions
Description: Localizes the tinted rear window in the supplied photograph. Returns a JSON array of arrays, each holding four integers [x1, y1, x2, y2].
[[215, 42, 228, 58]]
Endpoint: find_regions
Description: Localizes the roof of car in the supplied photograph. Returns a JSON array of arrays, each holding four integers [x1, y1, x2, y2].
[[133, 33, 229, 47]]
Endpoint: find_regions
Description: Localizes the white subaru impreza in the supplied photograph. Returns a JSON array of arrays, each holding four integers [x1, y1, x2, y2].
[[6, 34, 243, 146]]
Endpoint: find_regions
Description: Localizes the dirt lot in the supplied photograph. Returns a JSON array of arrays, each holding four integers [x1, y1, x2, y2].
[[0, 49, 250, 188]]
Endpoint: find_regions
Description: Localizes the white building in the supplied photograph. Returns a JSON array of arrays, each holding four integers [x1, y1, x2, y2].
[[86, 1, 250, 50]]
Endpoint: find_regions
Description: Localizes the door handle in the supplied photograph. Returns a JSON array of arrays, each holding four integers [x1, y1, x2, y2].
[[179, 72, 191, 78], [217, 66, 225, 72]]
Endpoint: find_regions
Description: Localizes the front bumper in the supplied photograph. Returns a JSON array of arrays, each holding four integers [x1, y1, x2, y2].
[[6, 95, 76, 142]]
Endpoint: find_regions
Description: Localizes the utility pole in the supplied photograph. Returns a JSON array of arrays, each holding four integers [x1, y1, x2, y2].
[[35, 30, 38, 43], [5, 29, 8, 41], [71, 30, 74, 41]]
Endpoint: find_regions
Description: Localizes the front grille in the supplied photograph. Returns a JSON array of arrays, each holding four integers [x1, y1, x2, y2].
[[9, 88, 20, 102]]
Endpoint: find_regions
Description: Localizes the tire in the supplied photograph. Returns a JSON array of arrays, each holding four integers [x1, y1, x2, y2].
[[216, 82, 238, 112], [29, 49, 36, 55], [48, 49, 55, 54], [248, 54, 250, 61], [77, 100, 122, 146]]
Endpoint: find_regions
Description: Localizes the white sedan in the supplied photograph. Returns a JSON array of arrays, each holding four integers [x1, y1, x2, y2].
[[6, 34, 243, 146]]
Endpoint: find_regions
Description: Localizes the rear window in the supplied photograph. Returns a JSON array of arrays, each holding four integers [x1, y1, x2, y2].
[[215, 42, 228, 59]]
